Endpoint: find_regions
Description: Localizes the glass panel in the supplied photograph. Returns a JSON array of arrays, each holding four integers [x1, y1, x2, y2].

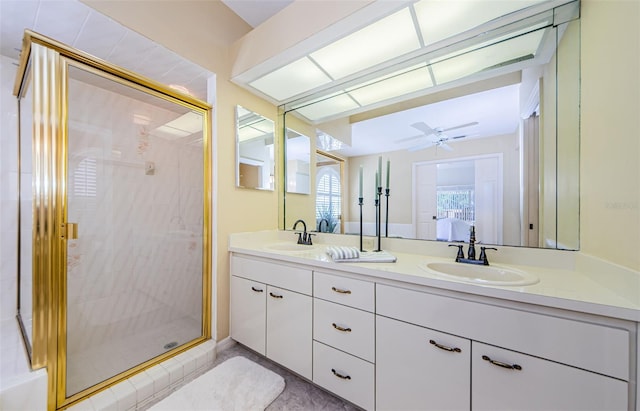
[[285, 128, 311, 194], [65, 64, 204, 396], [235, 106, 275, 190], [18, 63, 34, 347]]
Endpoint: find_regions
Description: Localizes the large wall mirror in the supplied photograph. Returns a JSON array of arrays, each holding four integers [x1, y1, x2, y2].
[[236, 105, 275, 190], [281, 1, 580, 250]]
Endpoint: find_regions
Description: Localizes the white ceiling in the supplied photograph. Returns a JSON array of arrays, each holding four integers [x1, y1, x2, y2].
[[221, 0, 292, 28], [0, 0, 211, 100]]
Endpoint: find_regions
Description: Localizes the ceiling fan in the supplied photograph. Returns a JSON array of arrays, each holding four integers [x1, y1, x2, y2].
[[397, 121, 478, 152]]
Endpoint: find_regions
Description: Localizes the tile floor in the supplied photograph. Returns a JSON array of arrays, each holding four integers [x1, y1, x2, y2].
[[142, 341, 362, 411]]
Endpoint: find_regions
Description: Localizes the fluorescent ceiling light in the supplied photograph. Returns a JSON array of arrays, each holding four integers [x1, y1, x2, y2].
[[239, 127, 269, 142], [295, 93, 360, 122], [414, 0, 546, 46], [430, 28, 545, 84], [348, 65, 433, 106], [310, 8, 421, 80], [249, 57, 331, 101], [152, 111, 203, 140]]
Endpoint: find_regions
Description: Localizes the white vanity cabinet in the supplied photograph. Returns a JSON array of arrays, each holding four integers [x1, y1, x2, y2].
[[376, 315, 471, 411], [230, 255, 313, 379], [312, 271, 376, 410], [472, 342, 628, 411], [377, 283, 631, 411]]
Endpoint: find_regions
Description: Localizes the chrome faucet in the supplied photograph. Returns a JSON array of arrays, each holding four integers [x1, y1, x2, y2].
[[293, 219, 314, 245], [449, 225, 497, 265]]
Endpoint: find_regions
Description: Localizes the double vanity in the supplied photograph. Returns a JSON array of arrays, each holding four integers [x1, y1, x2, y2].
[[229, 230, 638, 410]]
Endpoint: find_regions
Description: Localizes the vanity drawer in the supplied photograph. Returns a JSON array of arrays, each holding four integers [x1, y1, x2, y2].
[[313, 298, 374, 362], [313, 341, 374, 411], [313, 271, 374, 312], [377, 284, 630, 380], [472, 342, 628, 411], [231, 255, 312, 295]]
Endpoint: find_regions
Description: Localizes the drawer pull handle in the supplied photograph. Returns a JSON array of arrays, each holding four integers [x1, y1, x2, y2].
[[251, 287, 264, 293], [331, 369, 351, 380], [269, 292, 283, 299], [332, 323, 352, 332], [429, 339, 461, 353], [482, 355, 522, 371], [331, 287, 351, 294]]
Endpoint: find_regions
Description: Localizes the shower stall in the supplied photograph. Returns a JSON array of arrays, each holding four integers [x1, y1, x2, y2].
[[14, 31, 212, 409]]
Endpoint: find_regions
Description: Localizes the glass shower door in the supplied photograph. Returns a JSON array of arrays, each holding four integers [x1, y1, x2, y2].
[[64, 62, 206, 396]]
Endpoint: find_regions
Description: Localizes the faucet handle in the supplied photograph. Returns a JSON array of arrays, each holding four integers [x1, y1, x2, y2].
[[479, 247, 497, 265], [449, 244, 464, 261], [306, 233, 316, 245]]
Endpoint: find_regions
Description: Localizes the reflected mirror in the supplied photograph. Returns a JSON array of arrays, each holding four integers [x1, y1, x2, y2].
[[236, 105, 275, 190], [281, 1, 580, 249], [285, 128, 311, 194]]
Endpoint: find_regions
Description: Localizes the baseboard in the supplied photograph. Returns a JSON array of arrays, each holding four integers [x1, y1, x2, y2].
[[215, 336, 236, 353]]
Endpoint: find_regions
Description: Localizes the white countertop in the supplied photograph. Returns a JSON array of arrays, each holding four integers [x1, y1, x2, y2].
[[229, 230, 640, 322]]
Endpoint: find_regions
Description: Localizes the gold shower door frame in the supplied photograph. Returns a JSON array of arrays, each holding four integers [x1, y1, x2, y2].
[[14, 31, 212, 411]]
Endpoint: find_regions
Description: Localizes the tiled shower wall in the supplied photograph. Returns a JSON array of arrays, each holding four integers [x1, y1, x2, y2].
[[64, 71, 205, 394]]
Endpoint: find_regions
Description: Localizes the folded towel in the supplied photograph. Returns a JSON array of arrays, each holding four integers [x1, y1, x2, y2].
[[327, 246, 360, 260], [327, 246, 397, 263]]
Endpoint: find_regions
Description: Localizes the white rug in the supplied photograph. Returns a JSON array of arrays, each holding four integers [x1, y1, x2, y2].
[[150, 356, 285, 411]]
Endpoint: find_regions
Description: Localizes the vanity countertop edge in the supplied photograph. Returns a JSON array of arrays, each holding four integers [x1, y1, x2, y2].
[[228, 231, 640, 323]]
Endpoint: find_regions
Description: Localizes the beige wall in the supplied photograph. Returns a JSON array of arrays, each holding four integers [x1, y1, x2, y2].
[[85, 0, 640, 342], [581, 0, 639, 271]]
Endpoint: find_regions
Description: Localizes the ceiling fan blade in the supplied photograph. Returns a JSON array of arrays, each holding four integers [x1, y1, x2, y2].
[[449, 134, 467, 140], [395, 134, 424, 144], [440, 143, 454, 151], [410, 122, 436, 136], [442, 121, 479, 132]]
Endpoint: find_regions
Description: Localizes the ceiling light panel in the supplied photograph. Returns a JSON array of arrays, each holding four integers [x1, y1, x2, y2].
[[430, 29, 545, 84], [348, 65, 433, 106], [414, 0, 547, 46], [295, 93, 360, 122], [309, 8, 421, 80], [249, 57, 331, 101]]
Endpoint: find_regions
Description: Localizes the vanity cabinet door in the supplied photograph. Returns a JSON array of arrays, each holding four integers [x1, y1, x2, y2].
[[266, 285, 312, 380], [376, 315, 471, 411], [472, 342, 628, 411], [230, 276, 266, 355]]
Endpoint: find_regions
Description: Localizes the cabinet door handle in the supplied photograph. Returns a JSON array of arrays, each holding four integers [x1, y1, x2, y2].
[[332, 323, 352, 332], [331, 286, 351, 294], [331, 368, 351, 380], [251, 286, 264, 293], [482, 355, 522, 371], [269, 292, 283, 299], [429, 339, 461, 353]]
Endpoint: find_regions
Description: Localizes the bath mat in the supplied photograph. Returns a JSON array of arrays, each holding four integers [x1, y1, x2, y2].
[[149, 356, 285, 411]]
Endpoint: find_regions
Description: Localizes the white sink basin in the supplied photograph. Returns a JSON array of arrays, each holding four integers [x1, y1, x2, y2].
[[264, 242, 318, 253], [420, 262, 539, 286]]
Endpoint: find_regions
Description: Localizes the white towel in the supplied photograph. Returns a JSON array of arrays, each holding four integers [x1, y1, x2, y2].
[[327, 246, 360, 260], [327, 246, 397, 263]]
